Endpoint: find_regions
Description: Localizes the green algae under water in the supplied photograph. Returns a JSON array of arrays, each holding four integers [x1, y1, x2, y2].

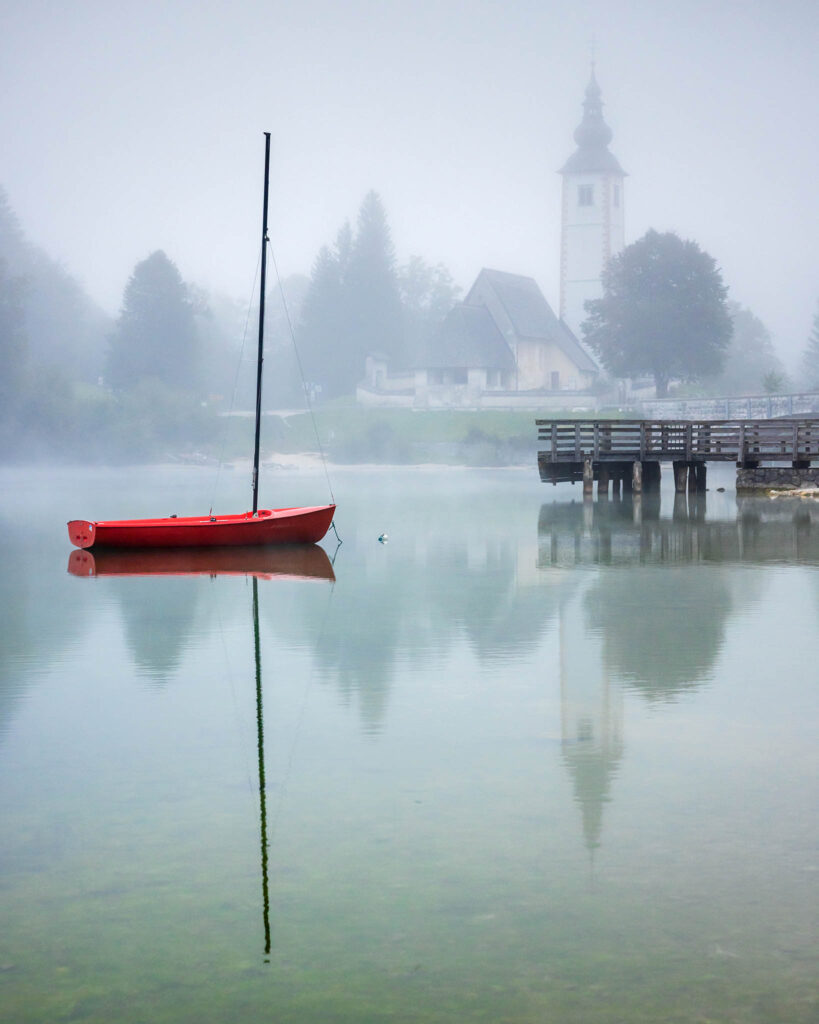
[[0, 465, 816, 1023]]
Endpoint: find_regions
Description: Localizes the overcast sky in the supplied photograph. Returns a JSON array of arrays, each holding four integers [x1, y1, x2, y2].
[[3, 0, 817, 367]]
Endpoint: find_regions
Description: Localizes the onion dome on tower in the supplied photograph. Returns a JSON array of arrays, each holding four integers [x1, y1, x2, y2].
[[561, 69, 625, 176]]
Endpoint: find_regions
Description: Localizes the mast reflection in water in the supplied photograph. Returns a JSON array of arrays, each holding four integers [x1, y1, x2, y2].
[[67, 542, 336, 959]]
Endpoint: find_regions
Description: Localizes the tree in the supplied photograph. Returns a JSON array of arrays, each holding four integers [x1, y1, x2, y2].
[[106, 251, 199, 392], [399, 256, 461, 361], [345, 190, 404, 376], [801, 301, 819, 390], [715, 302, 785, 395], [0, 187, 110, 381], [761, 370, 788, 394], [0, 257, 28, 416], [297, 230, 351, 400], [583, 229, 732, 397]]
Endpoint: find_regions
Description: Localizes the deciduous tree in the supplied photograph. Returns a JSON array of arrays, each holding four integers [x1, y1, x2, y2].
[[583, 230, 732, 397], [399, 256, 461, 358], [716, 302, 785, 395]]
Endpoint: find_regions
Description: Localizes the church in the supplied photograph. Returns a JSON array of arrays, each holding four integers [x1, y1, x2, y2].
[[358, 70, 626, 409]]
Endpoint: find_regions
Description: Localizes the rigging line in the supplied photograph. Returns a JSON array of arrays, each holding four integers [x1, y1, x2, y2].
[[209, 250, 263, 515], [268, 240, 336, 506]]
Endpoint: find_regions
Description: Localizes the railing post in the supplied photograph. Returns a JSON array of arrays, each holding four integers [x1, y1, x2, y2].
[[639, 422, 646, 460], [551, 422, 557, 462], [738, 423, 745, 465]]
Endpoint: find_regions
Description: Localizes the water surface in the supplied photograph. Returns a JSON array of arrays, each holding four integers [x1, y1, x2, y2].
[[0, 464, 816, 1023]]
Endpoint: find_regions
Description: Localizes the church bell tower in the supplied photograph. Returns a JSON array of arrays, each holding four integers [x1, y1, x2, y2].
[[559, 69, 626, 338]]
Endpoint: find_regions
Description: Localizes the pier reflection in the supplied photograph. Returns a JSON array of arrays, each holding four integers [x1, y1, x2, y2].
[[538, 497, 819, 857], [538, 495, 819, 567]]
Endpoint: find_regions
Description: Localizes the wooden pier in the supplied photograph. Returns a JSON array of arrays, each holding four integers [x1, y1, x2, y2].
[[537, 419, 819, 494]]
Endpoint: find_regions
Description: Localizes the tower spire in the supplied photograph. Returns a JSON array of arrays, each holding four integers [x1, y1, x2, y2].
[[558, 69, 627, 335]]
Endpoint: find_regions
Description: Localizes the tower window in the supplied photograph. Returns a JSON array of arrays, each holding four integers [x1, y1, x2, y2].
[[578, 184, 594, 206], [613, 183, 621, 207]]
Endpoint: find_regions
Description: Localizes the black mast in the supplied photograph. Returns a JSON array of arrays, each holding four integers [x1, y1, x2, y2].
[[252, 132, 271, 516]]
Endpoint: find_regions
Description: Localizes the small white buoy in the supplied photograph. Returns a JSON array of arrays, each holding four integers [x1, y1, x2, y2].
[[378, 533, 388, 544]]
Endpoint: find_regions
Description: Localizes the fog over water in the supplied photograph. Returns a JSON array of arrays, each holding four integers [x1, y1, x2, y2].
[[3, 0, 818, 366]]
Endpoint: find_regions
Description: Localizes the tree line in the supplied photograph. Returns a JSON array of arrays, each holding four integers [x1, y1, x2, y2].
[[2, 179, 818, 464]]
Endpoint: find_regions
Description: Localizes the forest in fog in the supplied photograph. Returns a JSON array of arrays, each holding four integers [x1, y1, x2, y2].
[[1, 177, 817, 465]]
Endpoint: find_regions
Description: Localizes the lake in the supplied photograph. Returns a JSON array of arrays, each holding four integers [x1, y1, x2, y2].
[[0, 462, 816, 1023]]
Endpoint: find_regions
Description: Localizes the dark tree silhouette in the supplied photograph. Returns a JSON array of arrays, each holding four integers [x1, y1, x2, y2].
[[0, 187, 109, 381], [345, 191, 404, 373], [106, 250, 199, 391], [583, 229, 732, 397], [297, 234, 350, 399], [0, 257, 27, 413]]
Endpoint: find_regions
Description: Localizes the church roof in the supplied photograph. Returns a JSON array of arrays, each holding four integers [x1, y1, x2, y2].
[[466, 268, 599, 374], [421, 304, 516, 370], [560, 69, 626, 177]]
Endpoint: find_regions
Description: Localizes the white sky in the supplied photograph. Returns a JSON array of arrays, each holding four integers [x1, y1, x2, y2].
[[2, 0, 818, 367]]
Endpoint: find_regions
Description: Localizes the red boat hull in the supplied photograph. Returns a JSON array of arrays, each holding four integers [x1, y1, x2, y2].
[[67, 505, 336, 549]]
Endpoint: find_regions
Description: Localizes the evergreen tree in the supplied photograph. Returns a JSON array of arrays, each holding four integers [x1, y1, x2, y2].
[[106, 251, 199, 392], [801, 301, 819, 390], [345, 191, 403, 378], [0, 187, 109, 381], [583, 230, 732, 397], [0, 257, 28, 415], [297, 234, 350, 400]]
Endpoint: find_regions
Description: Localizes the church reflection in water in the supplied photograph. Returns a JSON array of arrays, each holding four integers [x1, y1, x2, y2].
[[539, 494, 819, 860], [558, 581, 623, 861]]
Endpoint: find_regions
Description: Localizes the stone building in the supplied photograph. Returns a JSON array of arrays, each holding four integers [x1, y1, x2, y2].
[[359, 268, 599, 409]]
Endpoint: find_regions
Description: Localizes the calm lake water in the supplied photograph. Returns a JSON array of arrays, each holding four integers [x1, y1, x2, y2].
[[0, 463, 816, 1023]]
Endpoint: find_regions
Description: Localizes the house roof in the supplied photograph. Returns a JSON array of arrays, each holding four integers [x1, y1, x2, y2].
[[466, 268, 599, 374], [420, 303, 516, 371]]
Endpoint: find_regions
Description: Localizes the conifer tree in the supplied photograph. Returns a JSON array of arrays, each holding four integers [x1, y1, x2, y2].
[[106, 251, 198, 392], [345, 191, 403, 375], [0, 257, 27, 413], [297, 223, 353, 400]]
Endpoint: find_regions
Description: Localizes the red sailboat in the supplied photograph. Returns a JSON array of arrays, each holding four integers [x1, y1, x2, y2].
[[68, 133, 335, 551]]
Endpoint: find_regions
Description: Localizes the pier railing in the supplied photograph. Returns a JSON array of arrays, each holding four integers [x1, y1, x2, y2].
[[536, 419, 819, 466]]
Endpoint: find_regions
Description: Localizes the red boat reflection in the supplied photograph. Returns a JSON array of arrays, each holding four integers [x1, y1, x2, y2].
[[68, 544, 335, 582]]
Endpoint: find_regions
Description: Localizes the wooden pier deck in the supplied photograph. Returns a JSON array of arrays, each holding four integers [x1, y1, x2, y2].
[[537, 418, 819, 493]]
